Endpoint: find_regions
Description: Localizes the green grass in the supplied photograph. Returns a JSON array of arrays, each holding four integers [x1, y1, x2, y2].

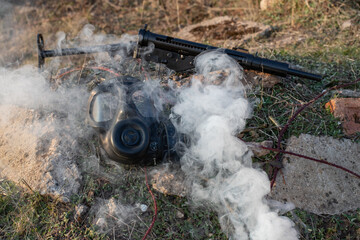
[[288, 209, 360, 240], [1, 172, 227, 240], [0, 180, 105, 239]]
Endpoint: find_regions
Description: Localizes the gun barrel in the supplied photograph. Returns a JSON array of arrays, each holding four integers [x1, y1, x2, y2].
[[138, 28, 322, 81], [37, 34, 132, 68], [41, 44, 127, 57]]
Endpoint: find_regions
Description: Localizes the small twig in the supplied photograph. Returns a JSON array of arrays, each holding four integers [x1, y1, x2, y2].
[[269, 116, 282, 130], [290, 210, 309, 239], [176, 0, 181, 30], [21, 178, 34, 193], [104, 0, 122, 10], [304, 0, 312, 11], [78, 55, 87, 84], [105, 213, 143, 234], [141, 0, 146, 23], [128, 221, 136, 240], [205, 7, 257, 11], [141, 167, 157, 240], [291, 0, 295, 27]]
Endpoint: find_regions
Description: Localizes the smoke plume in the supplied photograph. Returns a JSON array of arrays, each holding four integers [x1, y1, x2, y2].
[[0, 22, 299, 238], [171, 51, 298, 239]]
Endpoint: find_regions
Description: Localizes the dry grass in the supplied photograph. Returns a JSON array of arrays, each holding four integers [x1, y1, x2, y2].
[[0, 0, 260, 65]]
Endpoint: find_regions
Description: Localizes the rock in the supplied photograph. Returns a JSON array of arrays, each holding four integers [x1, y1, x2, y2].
[[260, 0, 280, 10], [74, 204, 89, 222], [95, 217, 107, 229], [139, 204, 148, 212], [176, 16, 272, 49], [0, 1, 13, 18], [92, 197, 136, 232], [331, 89, 360, 98], [244, 71, 282, 88], [341, 20, 353, 30], [325, 98, 360, 136], [149, 163, 187, 197], [270, 134, 360, 215], [0, 105, 82, 202], [176, 210, 185, 219], [247, 140, 273, 157]]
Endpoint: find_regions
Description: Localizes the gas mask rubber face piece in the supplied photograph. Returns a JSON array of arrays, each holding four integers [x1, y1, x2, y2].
[[87, 76, 178, 165]]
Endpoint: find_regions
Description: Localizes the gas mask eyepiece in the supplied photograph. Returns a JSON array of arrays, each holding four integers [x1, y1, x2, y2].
[[87, 76, 178, 165]]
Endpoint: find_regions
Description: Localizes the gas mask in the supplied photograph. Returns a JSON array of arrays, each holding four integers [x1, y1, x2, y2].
[[87, 76, 178, 165]]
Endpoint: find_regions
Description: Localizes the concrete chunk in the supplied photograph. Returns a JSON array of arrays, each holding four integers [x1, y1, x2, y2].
[[270, 134, 360, 215]]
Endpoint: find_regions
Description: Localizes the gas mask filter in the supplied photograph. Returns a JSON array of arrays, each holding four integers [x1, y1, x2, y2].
[[87, 76, 178, 165]]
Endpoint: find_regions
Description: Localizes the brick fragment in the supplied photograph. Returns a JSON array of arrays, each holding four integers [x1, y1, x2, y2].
[[325, 98, 360, 135]]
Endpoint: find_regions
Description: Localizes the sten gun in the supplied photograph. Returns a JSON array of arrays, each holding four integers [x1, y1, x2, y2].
[[37, 25, 322, 81]]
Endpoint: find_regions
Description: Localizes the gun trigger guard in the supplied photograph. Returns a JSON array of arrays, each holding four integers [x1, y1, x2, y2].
[[143, 48, 194, 72]]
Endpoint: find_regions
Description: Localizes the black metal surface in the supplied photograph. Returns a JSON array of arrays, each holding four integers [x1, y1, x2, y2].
[[37, 34, 45, 69], [36, 34, 133, 68], [137, 28, 322, 81]]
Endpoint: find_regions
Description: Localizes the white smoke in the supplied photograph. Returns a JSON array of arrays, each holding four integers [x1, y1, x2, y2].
[[0, 61, 92, 195], [92, 197, 138, 234], [171, 51, 298, 240], [0, 65, 87, 117]]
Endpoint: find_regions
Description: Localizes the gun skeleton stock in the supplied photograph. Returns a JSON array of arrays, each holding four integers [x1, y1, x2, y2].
[[37, 25, 322, 81]]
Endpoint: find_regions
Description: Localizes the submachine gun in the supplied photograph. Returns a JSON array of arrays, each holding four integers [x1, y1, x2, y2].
[[36, 25, 322, 165]]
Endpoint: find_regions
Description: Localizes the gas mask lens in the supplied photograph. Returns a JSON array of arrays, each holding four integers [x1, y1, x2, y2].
[[91, 92, 119, 123]]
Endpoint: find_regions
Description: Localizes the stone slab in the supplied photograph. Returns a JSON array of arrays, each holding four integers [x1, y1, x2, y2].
[[270, 134, 360, 215]]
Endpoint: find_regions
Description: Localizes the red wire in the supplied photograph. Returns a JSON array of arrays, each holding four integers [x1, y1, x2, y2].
[[89, 66, 120, 77], [256, 145, 360, 179], [55, 67, 81, 79], [142, 167, 158, 240], [270, 78, 360, 188]]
